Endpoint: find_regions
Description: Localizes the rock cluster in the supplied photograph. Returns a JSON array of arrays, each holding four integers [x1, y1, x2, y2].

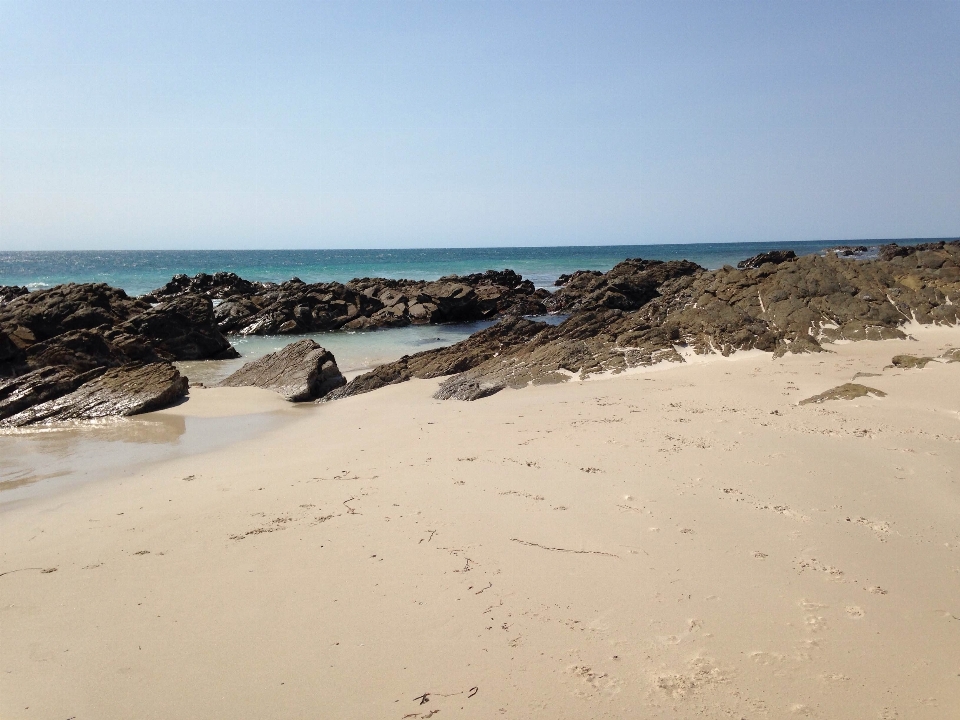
[[330, 241, 960, 401], [0, 283, 235, 425], [146, 269, 551, 335]]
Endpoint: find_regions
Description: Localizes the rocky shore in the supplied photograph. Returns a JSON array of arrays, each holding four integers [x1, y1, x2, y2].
[[1, 241, 958, 423]]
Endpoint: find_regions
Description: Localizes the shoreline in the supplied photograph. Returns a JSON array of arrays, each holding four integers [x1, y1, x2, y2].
[[2, 327, 959, 717]]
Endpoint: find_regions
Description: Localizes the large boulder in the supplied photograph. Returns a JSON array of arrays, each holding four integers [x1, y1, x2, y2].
[[120, 294, 239, 360], [218, 339, 345, 401], [1, 363, 189, 426]]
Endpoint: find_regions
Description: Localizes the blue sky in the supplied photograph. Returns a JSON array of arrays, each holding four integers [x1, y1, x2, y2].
[[1, 0, 957, 250]]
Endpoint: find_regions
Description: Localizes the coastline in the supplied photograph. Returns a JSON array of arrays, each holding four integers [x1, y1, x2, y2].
[[3, 327, 958, 718]]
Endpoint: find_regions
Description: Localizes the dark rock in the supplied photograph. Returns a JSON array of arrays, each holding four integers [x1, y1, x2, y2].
[[737, 250, 797, 270], [0, 328, 26, 376], [0, 283, 149, 345], [0, 286, 29, 304], [141, 272, 264, 302], [219, 339, 345, 401], [555, 270, 601, 287], [24, 329, 166, 373], [829, 245, 870, 257], [0, 365, 104, 421], [1, 363, 189, 426], [147, 269, 549, 335], [120, 294, 239, 360]]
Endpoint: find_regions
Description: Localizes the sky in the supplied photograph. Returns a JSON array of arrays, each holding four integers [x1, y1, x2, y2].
[[0, 0, 957, 250]]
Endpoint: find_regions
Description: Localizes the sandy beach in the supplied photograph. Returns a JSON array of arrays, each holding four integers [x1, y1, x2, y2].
[[2, 327, 959, 719]]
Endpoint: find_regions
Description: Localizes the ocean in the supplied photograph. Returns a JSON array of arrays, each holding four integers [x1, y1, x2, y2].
[[0, 240, 930, 381], [0, 241, 872, 296]]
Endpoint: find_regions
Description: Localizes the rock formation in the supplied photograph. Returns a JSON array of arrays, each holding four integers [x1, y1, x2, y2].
[[145, 269, 551, 335], [0, 284, 237, 424], [329, 241, 960, 401], [1, 363, 189, 426], [219, 339, 345, 401]]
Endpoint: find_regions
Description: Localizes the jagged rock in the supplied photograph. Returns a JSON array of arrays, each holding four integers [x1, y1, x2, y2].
[[0, 286, 29, 304], [555, 270, 602, 287], [146, 269, 548, 335], [0, 283, 149, 344], [799, 383, 887, 405], [324, 242, 960, 402], [323, 316, 548, 401], [0, 365, 104, 421], [120, 294, 239, 360], [219, 339, 345, 401], [547, 260, 702, 313], [941, 348, 960, 363], [1, 363, 189, 426], [891, 354, 934, 369], [24, 329, 166, 373], [737, 250, 797, 269], [141, 272, 265, 302]]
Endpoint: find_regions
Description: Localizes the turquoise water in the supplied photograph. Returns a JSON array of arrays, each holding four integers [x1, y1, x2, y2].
[[0, 241, 880, 296]]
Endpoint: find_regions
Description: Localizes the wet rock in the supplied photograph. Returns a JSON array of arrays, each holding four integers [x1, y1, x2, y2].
[[120, 294, 239, 360], [799, 383, 887, 405], [219, 339, 345, 401], [0, 365, 104, 421], [1, 363, 189, 426], [737, 250, 797, 269]]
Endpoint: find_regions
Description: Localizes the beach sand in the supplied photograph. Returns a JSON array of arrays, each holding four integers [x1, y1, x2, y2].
[[2, 327, 959, 719]]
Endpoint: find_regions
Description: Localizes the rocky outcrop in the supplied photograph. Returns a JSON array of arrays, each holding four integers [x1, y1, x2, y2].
[[737, 250, 797, 269], [0, 283, 149, 346], [0, 283, 242, 422], [326, 242, 960, 402], [146, 269, 552, 335], [219, 339, 345, 401], [0, 365, 103, 421], [1, 363, 188, 427]]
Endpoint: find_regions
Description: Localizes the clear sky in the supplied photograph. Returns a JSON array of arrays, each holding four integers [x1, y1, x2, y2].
[[1, 0, 957, 250]]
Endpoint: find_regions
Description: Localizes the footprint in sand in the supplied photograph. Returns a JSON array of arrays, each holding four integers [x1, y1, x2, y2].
[[846, 606, 865, 619]]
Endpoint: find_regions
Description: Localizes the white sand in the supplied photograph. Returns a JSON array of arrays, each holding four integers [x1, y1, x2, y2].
[[2, 329, 959, 719]]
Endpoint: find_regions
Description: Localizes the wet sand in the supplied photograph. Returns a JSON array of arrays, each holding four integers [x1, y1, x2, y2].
[[2, 327, 959, 718]]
